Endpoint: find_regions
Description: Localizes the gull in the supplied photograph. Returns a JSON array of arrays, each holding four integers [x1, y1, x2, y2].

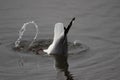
[[43, 17, 75, 55]]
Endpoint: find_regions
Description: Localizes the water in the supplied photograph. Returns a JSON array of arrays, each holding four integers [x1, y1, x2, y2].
[[0, 0, 120, 80], [15, 21, 39, 48]]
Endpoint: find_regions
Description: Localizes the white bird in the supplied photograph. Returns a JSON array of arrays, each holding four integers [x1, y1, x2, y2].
[[43, 18, 75, 55]]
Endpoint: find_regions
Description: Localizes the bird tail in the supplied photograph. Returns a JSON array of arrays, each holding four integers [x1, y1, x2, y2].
[[54, 23, 64, 41]]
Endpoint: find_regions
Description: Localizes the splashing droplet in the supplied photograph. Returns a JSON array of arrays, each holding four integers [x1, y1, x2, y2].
[[15, 21, 39, 48], [73, 40, 80, 45]]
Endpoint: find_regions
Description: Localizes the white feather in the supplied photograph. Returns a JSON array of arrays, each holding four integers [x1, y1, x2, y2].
[[43, 23, 67, 55]]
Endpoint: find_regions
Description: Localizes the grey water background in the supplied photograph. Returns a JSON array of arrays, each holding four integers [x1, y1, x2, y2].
[[0, 0, 120, 80]]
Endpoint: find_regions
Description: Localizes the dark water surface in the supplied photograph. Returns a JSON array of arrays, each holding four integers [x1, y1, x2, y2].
[[0, 0, 120, 80]]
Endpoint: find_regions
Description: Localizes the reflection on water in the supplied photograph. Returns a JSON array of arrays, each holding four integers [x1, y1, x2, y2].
[[53, 54, 74, 80]]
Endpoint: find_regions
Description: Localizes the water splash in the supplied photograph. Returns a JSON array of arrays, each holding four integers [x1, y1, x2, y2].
[[15, 21, 39, 48]]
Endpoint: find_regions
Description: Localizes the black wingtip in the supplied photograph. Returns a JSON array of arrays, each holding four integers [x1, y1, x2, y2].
[[72, 17, 75, 21], [64, 17, 76, 36]]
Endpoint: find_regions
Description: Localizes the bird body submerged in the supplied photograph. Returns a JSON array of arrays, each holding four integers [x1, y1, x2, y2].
[[43, 18, 75, 55]]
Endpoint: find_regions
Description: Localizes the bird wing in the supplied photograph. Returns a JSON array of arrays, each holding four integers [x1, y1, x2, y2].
[[65, 17, 75, 36]]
